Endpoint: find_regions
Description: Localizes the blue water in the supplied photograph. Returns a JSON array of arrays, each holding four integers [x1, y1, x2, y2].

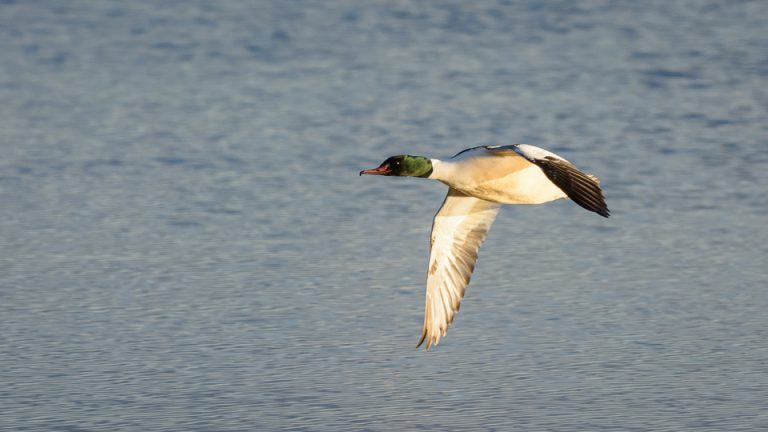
[[2, 1, 767, 431]]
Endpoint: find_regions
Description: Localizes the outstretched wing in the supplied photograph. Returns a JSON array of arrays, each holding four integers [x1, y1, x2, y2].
[[418, 188, 501, 350], [488, 144, 610, 218]]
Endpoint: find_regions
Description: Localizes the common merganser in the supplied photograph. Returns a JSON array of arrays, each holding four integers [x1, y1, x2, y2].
[[360, 144, 609, 350]]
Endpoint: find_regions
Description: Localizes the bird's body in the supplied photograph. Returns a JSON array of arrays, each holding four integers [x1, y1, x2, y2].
[[429, 145, 568, 204], [360, 144, 609, 350]]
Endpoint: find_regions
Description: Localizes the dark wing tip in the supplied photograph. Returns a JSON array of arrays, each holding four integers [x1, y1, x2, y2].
[[535, 157, 610, 218], [417, 331, 432, 350], [417, 332, 426, 349]]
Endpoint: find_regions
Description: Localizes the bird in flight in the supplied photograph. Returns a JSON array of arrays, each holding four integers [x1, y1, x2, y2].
[[360, 144, 609, 350]]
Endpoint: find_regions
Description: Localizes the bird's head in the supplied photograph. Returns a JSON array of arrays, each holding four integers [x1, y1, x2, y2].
[[359, 155, 433, 178]]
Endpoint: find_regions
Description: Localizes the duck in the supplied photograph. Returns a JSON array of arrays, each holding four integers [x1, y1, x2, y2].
[[360, 144, 609, 350]]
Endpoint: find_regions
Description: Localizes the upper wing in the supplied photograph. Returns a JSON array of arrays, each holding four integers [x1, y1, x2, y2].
[[418, 188, 501, 350], [488, 144, 610, 218]]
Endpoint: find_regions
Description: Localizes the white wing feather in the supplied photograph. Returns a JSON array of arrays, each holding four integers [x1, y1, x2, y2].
[[418, 188, 500, 350]]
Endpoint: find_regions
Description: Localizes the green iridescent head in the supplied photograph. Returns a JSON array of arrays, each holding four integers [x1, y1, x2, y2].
[[359, 155, 433, 178]]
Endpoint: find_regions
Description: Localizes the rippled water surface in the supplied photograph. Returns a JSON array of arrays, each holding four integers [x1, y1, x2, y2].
[[2, 1, 767, 431]]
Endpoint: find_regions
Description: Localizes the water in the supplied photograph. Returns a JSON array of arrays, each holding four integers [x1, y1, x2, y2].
[[1, 1, 767, 430]]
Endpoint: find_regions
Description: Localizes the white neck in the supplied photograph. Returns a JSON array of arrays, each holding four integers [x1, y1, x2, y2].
[[427, 159, 456, 183]]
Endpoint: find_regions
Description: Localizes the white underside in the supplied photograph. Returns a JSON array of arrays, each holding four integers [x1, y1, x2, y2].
[[429, 153, 566, 204]]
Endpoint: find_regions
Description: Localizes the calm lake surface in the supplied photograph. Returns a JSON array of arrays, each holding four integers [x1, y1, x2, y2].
[[2, 1, 767, 431]]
